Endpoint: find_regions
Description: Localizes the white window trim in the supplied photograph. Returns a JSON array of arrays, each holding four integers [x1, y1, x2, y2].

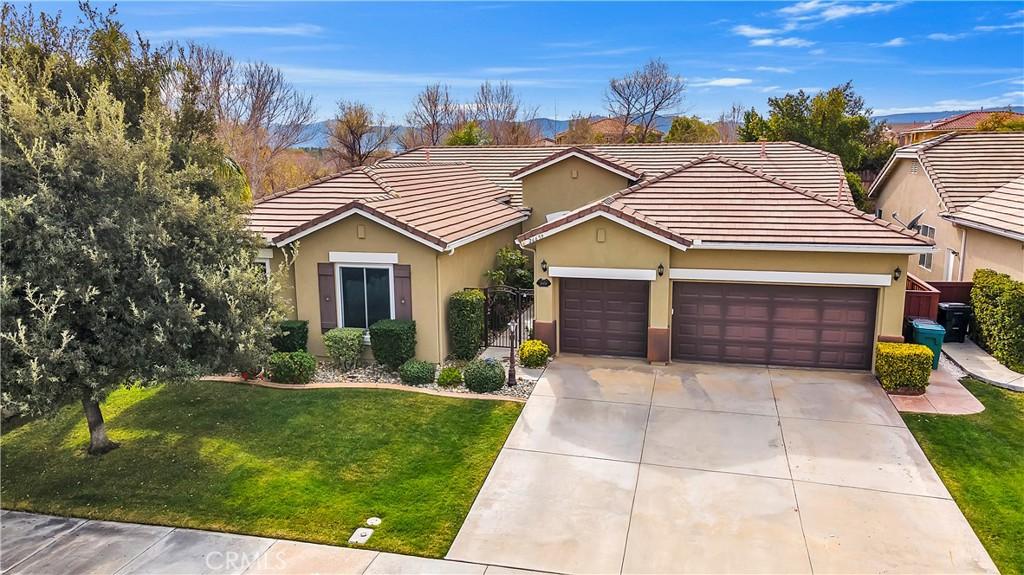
[[689, 239, 934, 255], [256, 248, 274, 259], [334, 263, 395, 338], [255, 258, 271, 278], [330, 251, 399, 264], [917, 224, 936, 271], [669, 268, 892, 287], [548, 266, 657, 281]]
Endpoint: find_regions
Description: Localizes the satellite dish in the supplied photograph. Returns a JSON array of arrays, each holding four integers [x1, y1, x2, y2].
[[906, 209, 927, 230]]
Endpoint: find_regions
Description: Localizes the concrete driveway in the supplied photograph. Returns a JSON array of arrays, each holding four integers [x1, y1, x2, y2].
[[447, 356, 997, 574]]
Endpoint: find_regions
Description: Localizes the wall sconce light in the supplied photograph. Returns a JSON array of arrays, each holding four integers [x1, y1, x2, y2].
[[540, 259, 548, 272], [657, 263, 665, 277], [893, 267, 902, 281]]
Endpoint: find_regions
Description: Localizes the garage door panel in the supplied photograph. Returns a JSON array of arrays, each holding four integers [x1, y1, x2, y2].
[[560, 278, 648, 357], [672, 282, 877, 370]]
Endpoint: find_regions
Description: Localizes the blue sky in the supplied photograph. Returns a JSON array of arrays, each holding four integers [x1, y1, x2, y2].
[[48, 1, 1024, 121]]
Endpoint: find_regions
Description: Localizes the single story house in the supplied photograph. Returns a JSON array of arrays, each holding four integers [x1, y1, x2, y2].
[[249, 142, 933, 369], [869, 132, 1024, 282], [896, 110, 1024, 145]]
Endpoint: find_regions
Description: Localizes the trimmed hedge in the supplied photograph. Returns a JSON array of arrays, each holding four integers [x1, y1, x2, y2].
[[399, 359, 436, 386], [437, 366, 463, 388], [369, 319, 417, 370], [875, 343, 932, 394], [518, 339, 550, 368], [448, 289, 485, 360], [268, 351, 317, 385], [971, 269, 1024, 373], [464, 358, 506, 393], [323, 327, 364, 371], [271, 320, 308, 352]]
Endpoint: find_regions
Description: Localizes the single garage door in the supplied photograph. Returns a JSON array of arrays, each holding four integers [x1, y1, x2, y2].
[[672, 282, 876, 369], [560, 278, 648, 357]]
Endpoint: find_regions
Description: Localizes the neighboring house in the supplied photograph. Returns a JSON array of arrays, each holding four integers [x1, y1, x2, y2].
[[870, 132, 1024, 282], [897, 110, 1024, 145], [555, 117, 663, 143], [249, 142, 933, 370]]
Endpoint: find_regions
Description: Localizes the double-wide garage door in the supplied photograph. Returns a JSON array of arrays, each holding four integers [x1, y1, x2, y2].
[[672, 282, 877, 370], [559, 278, 648, 357]]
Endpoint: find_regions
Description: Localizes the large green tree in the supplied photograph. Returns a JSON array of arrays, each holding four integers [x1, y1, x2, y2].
[[664, 115, 720, 143], [1, 5, 279, 454]]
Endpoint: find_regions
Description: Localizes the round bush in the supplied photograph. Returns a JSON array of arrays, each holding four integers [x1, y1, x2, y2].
[[323, 327, 364, 371], [437, 366, 464, 388], [518, 339, 550, 368], [368, 319, 416, 370], [399, 359, 436, 386], [268, 351, 317, 385], [464, 358, 506, 393]]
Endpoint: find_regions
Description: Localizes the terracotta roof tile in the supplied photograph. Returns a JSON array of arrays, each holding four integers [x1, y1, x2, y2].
[[910, 110, 1024, 133], [947, 175, 1024, 239]]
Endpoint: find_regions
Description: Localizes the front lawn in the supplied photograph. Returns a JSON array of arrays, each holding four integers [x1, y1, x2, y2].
[[903, 378, 1023, 573], [1, 382, 522, 558]]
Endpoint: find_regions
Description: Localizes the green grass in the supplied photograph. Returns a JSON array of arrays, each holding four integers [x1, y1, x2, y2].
[[0, 382, 522, 558], [903, 378, 1023, 573]]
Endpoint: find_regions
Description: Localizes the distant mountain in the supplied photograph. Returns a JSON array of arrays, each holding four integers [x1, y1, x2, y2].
[[872, 106, 1024, 125]]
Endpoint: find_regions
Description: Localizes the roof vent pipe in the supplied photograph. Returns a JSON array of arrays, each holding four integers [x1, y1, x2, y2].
[[425, 148, 431, 163], [760, 141, 766, 160]]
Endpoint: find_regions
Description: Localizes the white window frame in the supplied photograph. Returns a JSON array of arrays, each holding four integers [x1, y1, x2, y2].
[[255, 248, 273, 278], [334, 263, 395, 340], [917, 224, 935, 270], [255, 259, 271, 278]]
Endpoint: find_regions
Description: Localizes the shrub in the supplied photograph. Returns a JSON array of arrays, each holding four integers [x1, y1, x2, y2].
[[518, 339, 550, 368], [368, 319, 416, 370], [271, 320, 308, 352], [268, 351, 317, 385], [971, 269, 1024, 373], [448, 289, 485, 360], [399, 359, 436, 386], [437, 366, 463, 388], [875, 343, 932, 394], [323, 327, 364, 371], [464, 358, 506, 393]]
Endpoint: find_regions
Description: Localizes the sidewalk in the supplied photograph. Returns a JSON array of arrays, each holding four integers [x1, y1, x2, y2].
[[889, 365, 985, 415], [943, 339, 1024, 392], [0, 511, 539, 575]]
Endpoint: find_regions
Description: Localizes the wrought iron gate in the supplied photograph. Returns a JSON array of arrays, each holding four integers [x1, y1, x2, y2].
[[482, 286, 534, 349]]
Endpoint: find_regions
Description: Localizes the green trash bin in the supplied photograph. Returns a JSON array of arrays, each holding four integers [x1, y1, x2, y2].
[[911, 318, 946, 370]]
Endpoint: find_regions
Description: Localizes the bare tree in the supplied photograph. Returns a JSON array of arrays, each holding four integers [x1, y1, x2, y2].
[[714, 102, 744, 143], [327, 101, 397, 169], [473, 81, 540, 145], [605, 58, 686, 143], [399, 83, 455, 149], [558, 112, 597, 144]]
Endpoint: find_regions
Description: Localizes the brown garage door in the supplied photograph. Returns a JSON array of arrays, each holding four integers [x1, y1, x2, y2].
[[560, 278, 648, 357], [672, 282, 876, 369]]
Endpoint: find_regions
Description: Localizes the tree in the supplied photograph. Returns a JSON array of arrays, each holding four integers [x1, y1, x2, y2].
[[0, 76, 280, 454], [399, 83, 455, 149], [445, 120, 488, 146], [473, 81, 539, 145], [714, 102, 745, 143], [326, 101, 397, 169], [558, 112, 598, 144], [664, 115, 720, 143], [976, 111, 1024, 132], [605, 58, 686, 143]]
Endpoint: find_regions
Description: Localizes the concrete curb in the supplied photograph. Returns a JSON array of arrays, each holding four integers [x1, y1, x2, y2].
[[202, 375, 528, 403], [941, 350, 1024, 393]]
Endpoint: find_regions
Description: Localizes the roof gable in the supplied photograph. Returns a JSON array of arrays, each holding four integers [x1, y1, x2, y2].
[[510, 147, 641, 181]]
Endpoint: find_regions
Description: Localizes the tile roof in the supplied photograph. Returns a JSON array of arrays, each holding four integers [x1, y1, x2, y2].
[[509, 146, 642, 180], [383, 142, 851, 205], [519, 155, 931, 250], [886, 132, 1024, 212], [946, 176, 1024, 240], [247, 163, 527, 249], [910, 110, 1024, 133]]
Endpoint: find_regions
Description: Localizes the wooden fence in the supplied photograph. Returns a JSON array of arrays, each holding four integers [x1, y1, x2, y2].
[[929, 281, 973, 304], [905, 273, 940, 320]]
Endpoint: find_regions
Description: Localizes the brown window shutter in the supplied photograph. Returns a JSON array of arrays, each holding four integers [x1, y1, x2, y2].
[[394, 264, 413, 320], [317, 263, 338, 332]]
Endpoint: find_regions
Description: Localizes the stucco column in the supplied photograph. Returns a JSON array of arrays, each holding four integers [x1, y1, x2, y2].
[[532, 257, 557, 353], [647, 259, 671, 364]]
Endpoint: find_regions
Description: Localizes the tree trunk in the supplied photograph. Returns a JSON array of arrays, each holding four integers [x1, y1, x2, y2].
[[81, 393, 119, 455]]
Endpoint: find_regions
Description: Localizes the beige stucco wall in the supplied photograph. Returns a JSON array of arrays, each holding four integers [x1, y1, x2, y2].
[[520, 157, 630, 229], [874, 158, 962, 282], [436, 225, 520, 358], [285, 214, 441, 361], [962, 227, 1024, 280], [269, 246, 297, 320]]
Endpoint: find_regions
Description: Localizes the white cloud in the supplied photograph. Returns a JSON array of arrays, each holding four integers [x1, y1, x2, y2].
[[927, 32, 968, 41], [732, 24, 778, 37], [874, 91, 1024, 115], [1012, 9, 1024, 18], [879, 37, 907, 47], [751, 37, 815, 47], [691, 77, 754, 87], [760, 85, 782, 93], [817, 2, 899, 21], [974, 22, 1024, 32], [809, 48, 826, 55], [779, 0, 830, 16], [756, 66, 795, 73], [147, 24, 322, 40], [779, 0, 902, 24], [278, 65, 550, 88]]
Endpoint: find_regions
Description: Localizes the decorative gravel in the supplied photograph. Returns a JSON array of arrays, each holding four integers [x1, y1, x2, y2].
[[939, 352, 968, 380], [312, 360, 539, 399]]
